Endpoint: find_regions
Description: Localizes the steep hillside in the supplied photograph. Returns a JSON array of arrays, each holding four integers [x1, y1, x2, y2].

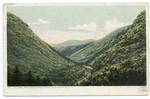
[[68, 25, 130, 63], [7, 12, 76, 85], [90, 10, 146, 70], [86, 10, 146, 85]]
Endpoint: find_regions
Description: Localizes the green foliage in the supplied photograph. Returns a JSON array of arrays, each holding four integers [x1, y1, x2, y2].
[[13, 65, 21, 83], [91, 10, 146, 70], [8, 65, 55, 86], [82, 53, 146, 86], [51, 65, 91, 86], [28, 70, 33, 83]]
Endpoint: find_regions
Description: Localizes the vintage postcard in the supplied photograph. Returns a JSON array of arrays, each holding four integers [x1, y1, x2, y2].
[[3, 3, 149, 96]]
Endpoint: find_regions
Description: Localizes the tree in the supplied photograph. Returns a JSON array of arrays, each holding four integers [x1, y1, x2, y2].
[[42, 78, 48, 86], [7, 69, 12, 86], [28, 70, 33, 83], [36, 75, 41, 85], [7, 65, 13, 86], [13, 65, 21, 84]]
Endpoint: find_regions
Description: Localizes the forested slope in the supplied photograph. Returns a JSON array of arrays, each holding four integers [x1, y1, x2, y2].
[[7, 12, 76, 86], [86, 10, 146, 86]]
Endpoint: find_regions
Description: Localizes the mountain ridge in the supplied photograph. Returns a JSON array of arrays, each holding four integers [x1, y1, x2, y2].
[[53, 39, 95, 57], [52, 39, 95, 47]]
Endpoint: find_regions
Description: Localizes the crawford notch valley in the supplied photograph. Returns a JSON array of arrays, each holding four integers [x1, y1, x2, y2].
[[7, 6, 147, 86]]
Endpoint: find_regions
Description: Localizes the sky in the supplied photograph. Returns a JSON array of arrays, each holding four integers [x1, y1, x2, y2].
[[7, 4, 146, 44]]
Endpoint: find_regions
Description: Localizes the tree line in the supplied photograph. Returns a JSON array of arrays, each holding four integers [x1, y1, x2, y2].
[[8, 65, 55, 86]]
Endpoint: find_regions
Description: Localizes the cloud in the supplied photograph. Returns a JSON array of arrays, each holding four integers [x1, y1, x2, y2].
[[39, 30, 102, 44], [28, 18, 49, 25], [68, 22, 97, 32], [105, 18, 130, 30]]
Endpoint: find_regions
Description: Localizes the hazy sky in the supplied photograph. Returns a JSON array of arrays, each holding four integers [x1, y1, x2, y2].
[[7, 5, 146, 44]]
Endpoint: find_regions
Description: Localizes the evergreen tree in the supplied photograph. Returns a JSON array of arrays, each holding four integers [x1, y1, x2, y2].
[[36, 75, 41, 85], [13, 65, 21, 84], [7, 69, 11, 86], [42, 78, 48, 86], [28, 70, 33, 83]]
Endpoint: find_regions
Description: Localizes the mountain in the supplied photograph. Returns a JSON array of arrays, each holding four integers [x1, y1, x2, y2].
[[85, 10, 146, 85], [52, 39, 95, 47], [67, 25, 130, 63], [53, 39, 95, 56], [90, 10, 146, 70], [7, 12, 76, 85]]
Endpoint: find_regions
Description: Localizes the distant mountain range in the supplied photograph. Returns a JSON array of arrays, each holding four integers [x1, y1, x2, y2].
[[51, 39, 95, 47], [52, 39, 95, 57]]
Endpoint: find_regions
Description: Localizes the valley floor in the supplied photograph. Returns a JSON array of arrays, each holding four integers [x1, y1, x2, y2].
[[51, 65, 93, 86]]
